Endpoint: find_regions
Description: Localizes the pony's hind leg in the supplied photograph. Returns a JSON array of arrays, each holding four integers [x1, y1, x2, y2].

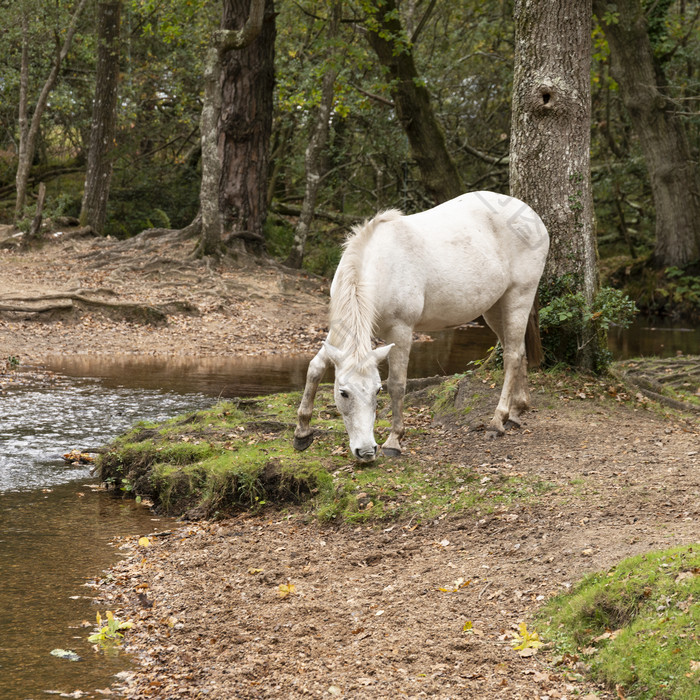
[[482, 300, 531, 434], [294, 345, 330, 451]]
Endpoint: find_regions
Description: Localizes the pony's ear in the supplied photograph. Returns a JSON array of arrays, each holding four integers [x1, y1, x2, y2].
[[323, 341, 345, 366], [371, 344, 394, 365]]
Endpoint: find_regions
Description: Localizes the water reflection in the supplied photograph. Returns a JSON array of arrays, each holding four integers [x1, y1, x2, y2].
[[0, 482, 167, 699], [608, 320, 699, 359], [40, 325, 500, 397]]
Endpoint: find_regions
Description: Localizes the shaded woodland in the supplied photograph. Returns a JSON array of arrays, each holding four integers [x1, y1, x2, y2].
[[0, 0, 698, 322]]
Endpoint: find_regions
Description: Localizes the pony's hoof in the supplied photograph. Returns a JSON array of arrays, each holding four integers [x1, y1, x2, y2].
[[293, 433, 314, 451], [381, 446, 402, 457]]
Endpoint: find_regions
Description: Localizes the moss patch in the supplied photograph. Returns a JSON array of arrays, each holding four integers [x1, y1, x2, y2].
[[538, 545, 700, 700], [97, 379, 555, 521]]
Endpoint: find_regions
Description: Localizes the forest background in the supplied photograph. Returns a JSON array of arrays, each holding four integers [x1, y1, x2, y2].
[[0, 0, 698, 322]]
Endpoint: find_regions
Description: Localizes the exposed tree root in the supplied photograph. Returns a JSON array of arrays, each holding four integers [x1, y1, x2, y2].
[[0, 288, 174, 324]]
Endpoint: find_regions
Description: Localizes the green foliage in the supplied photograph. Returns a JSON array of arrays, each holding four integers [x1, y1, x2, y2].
[[660, 267, 700, 309], [539, 545, 700, 700], [605, 260, 700, 320], [88, 610, 134, 648], [539, 278, 637, 372]]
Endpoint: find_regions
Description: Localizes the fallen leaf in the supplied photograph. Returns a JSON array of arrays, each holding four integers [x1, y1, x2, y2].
[[138, 536, 150, 547], [50, 648, 81, 662], [437, 578, 471, 593], [248, 567, 263, 575], [278, 582, 296, 598], [510, 622, 544, 654]]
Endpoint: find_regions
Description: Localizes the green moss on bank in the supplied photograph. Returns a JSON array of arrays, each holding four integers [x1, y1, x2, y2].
[[538, 545, 700, 700], [97, 379, 554, 521]]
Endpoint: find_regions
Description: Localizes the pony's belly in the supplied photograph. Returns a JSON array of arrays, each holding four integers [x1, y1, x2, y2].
[[414, 307, 483, 332]]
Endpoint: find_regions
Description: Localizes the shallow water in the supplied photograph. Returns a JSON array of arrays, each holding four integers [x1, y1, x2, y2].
[[0, 378, 213, 698], [0, 483, 167, 699]]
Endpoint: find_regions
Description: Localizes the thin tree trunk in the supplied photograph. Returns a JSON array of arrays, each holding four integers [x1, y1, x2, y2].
[[15, 0, 90, 219], [365, 0, 463, 204], [593, 0, 700, 267], [80, 1, 121, 235], [510, 0, 600, 370], [285, 2, 341, 269]]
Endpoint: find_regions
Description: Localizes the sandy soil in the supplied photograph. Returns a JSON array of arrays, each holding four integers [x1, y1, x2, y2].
[[2, 233, 699, 699]]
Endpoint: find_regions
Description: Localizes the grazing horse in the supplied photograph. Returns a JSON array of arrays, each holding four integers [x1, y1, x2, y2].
[[293, 191, 549, 462]]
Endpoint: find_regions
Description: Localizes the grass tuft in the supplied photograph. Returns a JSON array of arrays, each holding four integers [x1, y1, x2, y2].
[[538, 545, 700, 700]]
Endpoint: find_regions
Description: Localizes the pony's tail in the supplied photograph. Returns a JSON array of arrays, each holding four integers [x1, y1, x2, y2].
[[525, 296, 544, 368]]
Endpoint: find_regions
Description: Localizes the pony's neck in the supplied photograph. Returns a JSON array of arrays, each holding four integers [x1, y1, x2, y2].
[[329, 267, 375, 363]]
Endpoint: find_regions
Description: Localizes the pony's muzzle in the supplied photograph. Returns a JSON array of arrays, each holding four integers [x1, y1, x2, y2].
[[354, 445, 378, 462]]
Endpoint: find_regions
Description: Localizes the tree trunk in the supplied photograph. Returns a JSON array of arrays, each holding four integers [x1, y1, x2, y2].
[[218, 0, 276, 253], [194, 0, 269, 258], [285, 2, 341, 269], [510, 0, 600, 370], [80, 1, 121, 235], [15, 0, 90, 219], [593, 0, 700, 267], [365, 0, 463, 205]]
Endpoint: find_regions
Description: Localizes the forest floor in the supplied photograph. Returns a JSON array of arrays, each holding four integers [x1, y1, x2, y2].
[[1, 230, 699, 699], [0, 226, 328, 364]]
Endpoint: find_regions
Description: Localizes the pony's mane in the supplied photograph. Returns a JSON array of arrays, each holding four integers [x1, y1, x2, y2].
[[329, 209, 403, 364]]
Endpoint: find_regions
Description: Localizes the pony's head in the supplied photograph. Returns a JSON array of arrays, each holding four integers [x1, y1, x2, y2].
[[324, 341, 393, 462]]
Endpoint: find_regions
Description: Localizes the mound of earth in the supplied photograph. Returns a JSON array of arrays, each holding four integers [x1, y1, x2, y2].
[[0, 228, 328, 364]]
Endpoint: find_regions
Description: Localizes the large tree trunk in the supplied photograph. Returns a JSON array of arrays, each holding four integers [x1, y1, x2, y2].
[[593, 0, 700, 268], [218, 0, 276, 253], [15, 0, 89, 219], [365, 0, 463, 204], [510, 0, 600, 370], [80, 1, 121, 235], [195, 0, 269, 258], [285, 2, 341, 269]]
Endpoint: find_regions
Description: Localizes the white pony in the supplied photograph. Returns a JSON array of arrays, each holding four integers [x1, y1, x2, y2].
[[293, 191, 550, 462]]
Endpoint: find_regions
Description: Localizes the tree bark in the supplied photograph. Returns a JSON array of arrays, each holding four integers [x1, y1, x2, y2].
[[80, 1, 122, 235], [365, 0, 463, 204], [218, 0, 276, 253], [15, 0, 90, 219], [195, 0, 269, 258], [285, 2, 341, 269], [510, 0, 600, 369], [593, 0, 700, 267]]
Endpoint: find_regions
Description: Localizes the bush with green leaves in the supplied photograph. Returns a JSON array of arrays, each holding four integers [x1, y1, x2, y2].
[[539, 276, 637, 372]]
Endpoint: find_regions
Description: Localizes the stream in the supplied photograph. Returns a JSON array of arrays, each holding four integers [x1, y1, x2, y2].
[[0, 320, 697, 698]]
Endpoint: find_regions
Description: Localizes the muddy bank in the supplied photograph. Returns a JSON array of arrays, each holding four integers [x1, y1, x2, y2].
[[0, 232, 328, 364]]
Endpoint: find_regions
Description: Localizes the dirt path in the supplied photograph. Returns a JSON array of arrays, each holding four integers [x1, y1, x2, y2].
[[2, 234, 699, 699]]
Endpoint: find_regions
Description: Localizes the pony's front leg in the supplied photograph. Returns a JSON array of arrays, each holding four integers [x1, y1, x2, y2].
[[293, 346, 329, 451], [382, 327, 412, 457]]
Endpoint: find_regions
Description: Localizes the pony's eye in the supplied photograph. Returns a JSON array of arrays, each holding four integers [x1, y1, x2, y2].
[[340, 389, 349, 399]]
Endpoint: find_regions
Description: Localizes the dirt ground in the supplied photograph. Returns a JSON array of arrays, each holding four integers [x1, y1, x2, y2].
[[2, 232, 699, 699], [0, 228, 328, 363]]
